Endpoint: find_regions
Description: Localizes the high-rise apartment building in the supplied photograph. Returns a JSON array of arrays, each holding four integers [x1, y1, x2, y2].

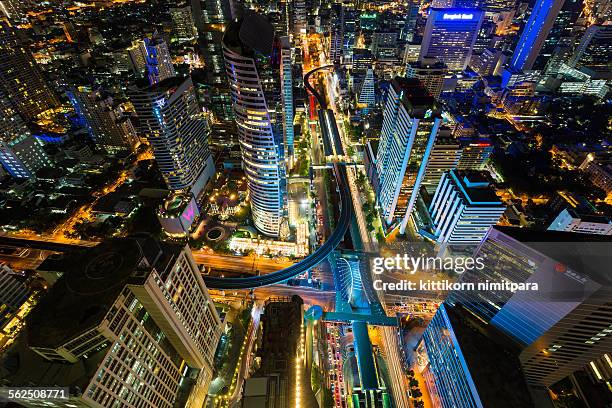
[[429, 170, 505, 243], [21, 237, 222, 408], [448, 226, 612, 386], [0, 19, 59, 122], [222, 14, 287, 237], [422, 135, 461, 193], [280, 36, 294, 162], [509, 0, 565, 72], [406, 57, 448, 98], [419, 8, 484, 72], [170, 5, 197, 42], [548, 208, 612, 235], [130, 77, 215, 197], [144, 34, 176, 85], [0, 90, 51, 178], [127, 39, 148, 75], [376, 78, 442, 234], [67, 87, 139, 152], [357, 68, 376, 113]]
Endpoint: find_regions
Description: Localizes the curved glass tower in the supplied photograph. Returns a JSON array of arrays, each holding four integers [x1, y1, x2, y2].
[[222, 14, 286, 237]]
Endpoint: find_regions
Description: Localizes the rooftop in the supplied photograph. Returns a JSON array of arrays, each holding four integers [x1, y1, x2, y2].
[[222, 13, 274, 57], [28, 237, 181, 349], [391, 77, 440, 118], [449, 169, 502, 206]]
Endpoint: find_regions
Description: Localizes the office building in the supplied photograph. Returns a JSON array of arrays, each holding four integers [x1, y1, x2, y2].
[[400, 1, 420, 42], [429, 170, 505, 243], [422, 135, 461, 193], [457, 139, 493, 170], [130, 77, 215, 197], [509, 0, 565, 72], [0, 19, 59, 122], [548, 208, 612, 235], [376, 78, 443, 234], [470, 48, 506, 76], [415, 303, 535, 408], [533, 0, 583, 71], [280, 36, 294, 162], [222, 14, 286, 237], [357, 68, 376, 113], [293, 0, 307, 35], [21, 237, 222, 408], [352, 48, 374, 95], [0, 90, 52, 179], [329, 4, 344, 63], [419, 8, 484, 72], [126, 39, 147, 75], [569, 24, 612, 75], [406, 57, 448, 99], [242, 296, 304, 408], [67, 87, 139, 152], [144, 34, 176, 85], [170, 5, 197, 42], [448, 226, 612, 386]]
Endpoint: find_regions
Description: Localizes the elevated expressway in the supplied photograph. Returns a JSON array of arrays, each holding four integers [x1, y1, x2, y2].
[[202, 65, 352, 289]]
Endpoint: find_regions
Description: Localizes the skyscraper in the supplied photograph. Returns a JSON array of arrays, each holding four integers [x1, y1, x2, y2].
[[509, 0, 565, 72], [416, 303, 536, 408], [357, 68, 376, 113], [0, 19, 59, 122], [170, 5, 197, 42], [67, 87, 139, 152], [222, 14, 287, 237], [376, 78, 442, 234], [428, 170, 506, 243], [0, 90, 51, 178], [280, 36, 294, 163], [419, 8, 484, 72], [447, 226, 612, 386], [569, 24, 612, 75], [144, 34, 176, 85], [130, 77, 215, 197], [422, 135, 461, 193], [406, 57, 448, 99], [24, 237, 222, 407]]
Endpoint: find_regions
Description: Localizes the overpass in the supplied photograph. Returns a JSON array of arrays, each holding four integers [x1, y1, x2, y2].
[[202, 65, 352, 289]]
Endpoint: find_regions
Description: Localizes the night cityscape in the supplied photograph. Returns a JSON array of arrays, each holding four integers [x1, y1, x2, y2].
[[0, 0, 610, 407]]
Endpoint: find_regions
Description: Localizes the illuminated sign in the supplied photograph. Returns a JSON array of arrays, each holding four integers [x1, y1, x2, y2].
[[442, 13, 474, 20], [181, 200, 198, 225]]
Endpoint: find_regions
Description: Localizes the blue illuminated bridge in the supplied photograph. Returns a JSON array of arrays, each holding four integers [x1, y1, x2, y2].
[[202, 65, 353, 289]]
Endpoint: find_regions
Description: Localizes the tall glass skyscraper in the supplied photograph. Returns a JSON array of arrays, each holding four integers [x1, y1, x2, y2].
[[509, 0, 565, 71], [419, 8, 484, 72], [376, 78, 442, 234], [222, 14, 287, 237], [130, 77, 215, 197], [447, 226, 612, 386]]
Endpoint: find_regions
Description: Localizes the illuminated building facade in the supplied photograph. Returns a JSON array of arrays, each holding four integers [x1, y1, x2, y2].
[[447, 226, 612, 386], [222, 14, 286, 237], [419, 8, 484, 72], [416, 303, 535, 408], [130, 77, 215, 197], [144, 34, 176, 85], [548, 208, 612, 235], [422, 136, 461, 193], [376, 78, 442, 234], [0, 19, 59, 122], [428, 170, 505, 243], [280, 36, 294, 162], [67, 87, 139, 152], [0, 90, 51, 179], [509, 0, 564, 72], [406, 57, 448, 99], [170, 5, 197, 42], [26, 238, 222, 408]]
